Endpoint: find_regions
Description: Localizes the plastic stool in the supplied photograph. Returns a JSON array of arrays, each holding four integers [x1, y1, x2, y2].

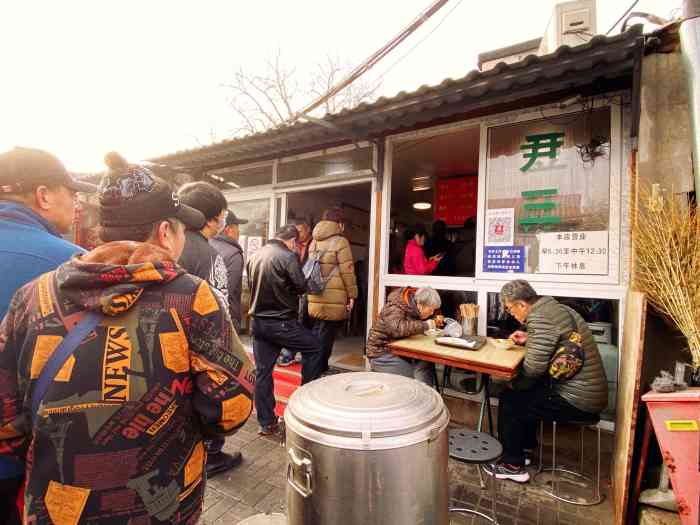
[[448, 429, 503, 524], [534, 419, 603, 506]]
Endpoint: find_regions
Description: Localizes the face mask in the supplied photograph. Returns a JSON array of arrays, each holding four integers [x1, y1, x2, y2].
[[213, 214, 226, 236]]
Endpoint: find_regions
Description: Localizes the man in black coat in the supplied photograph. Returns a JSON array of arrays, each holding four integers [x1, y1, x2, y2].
[[177, 182, 242, 477], [178, 182, 229, 300], [210, 209, 248, 332], [247, 225, 323, 435]]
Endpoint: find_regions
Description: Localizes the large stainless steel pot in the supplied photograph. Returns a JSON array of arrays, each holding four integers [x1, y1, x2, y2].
[[285, 372, 450, 525]]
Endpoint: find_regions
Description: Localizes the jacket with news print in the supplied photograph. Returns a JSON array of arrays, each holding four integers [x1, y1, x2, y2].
[[0, 241, 255, 525]]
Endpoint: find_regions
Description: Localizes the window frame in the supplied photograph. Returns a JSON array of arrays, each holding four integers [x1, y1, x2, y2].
[[378, 94, 631, 335], [476, 101, 623, 285]]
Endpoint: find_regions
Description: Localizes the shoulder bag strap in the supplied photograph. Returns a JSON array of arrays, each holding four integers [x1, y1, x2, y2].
[[31, 311, 103, 423]]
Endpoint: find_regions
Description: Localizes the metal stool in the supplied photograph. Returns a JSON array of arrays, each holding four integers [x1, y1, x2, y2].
[[534, 418, 603, 506], [448, 429, 503, 524]]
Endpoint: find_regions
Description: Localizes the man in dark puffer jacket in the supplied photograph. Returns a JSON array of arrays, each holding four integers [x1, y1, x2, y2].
[[484, 280, 608, 483]]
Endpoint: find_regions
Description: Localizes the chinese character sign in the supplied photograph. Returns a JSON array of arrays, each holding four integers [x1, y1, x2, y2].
[[434, 176, 477, 225], [486, 108, 612, 276], [483, 246, 525, 273], [520, 132, 565, 172], [537, 231, 609, 275]]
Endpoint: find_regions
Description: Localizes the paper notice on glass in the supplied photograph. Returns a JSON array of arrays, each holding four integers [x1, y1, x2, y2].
[[537, 231, 609, 275], [486, 208, 515, 246], [247, 236, 263, 258]]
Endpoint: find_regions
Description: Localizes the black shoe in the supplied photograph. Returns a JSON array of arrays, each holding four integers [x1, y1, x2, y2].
[[206, 451, 242, 478], [258, 421, 281, 436], [523, 448, 536, 467]]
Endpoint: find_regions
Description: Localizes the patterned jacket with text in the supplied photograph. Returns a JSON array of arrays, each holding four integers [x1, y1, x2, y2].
[[0, 241, 255, 525]]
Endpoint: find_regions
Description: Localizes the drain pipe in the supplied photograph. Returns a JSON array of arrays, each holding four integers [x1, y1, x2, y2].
[[680, 0, 700, 193]]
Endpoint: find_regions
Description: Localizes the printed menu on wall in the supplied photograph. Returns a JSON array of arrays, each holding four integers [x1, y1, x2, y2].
[[434, 176, 477, 226]]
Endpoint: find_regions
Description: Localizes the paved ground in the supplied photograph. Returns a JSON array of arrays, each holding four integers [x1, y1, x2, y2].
[[199, 412, 614, 525]]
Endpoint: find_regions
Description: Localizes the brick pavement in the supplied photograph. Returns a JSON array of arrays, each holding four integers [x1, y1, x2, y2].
[[199, 414, 614, 525]]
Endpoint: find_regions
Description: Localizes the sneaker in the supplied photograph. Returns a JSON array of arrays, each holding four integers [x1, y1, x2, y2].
[[483, 462, 530, 483], [206, 451, 242, 478], [277, 353, 294, 367], [258, 421, 280, 436]]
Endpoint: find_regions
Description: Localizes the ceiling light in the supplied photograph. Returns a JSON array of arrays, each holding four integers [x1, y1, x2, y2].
[[412, 175, 433, 192], [413, 202, 431, 211]]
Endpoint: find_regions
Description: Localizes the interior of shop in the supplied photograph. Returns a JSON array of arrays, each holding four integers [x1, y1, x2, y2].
[[286, 182, 372, 371], [389, 125, 480, 277]]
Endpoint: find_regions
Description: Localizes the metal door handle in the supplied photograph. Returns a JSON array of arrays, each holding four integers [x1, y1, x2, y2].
[[287, 448, 313, 498]]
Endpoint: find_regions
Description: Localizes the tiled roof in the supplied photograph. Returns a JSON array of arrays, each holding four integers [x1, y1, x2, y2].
[[151, 25, 644, 170], [477, 37, 543, 67]]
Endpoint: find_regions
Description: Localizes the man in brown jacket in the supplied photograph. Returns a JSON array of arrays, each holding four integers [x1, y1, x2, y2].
[[367, 287, 443, 385], [307, 207, 358, 373]]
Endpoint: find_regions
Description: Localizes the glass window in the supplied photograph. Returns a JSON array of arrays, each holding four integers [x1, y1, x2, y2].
[[484, 108, 612, 276], [381, 287, 478, 325], [277, 147, 372, 183], [229, 198, 270, 334], [208, 164, 272, 189], [229, 198, 270, 254], [388, 126, 480, 276], [487, 290, 619, 420]]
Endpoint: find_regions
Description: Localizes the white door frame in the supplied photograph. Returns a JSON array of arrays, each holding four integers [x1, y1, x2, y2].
[[226, 176, 378, 342], [279, 176, 377, 340]]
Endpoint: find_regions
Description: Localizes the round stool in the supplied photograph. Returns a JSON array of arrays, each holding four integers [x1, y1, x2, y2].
[[448, 428, 503, 524], [534, 418, 603, 506]]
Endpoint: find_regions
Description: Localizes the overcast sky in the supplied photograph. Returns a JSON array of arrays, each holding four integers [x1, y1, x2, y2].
[[0, 0, 680, 172]]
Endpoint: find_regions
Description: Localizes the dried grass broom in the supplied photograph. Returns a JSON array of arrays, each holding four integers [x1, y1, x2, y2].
[[633, 184, 700, 369]]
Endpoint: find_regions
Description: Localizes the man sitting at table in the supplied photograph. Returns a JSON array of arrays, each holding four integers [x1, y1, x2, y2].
[[484, 279, 608, 483], [367, 287, 444, 385]]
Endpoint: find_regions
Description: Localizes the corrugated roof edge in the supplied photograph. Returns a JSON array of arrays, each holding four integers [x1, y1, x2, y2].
[[150, 24, 644, 165]]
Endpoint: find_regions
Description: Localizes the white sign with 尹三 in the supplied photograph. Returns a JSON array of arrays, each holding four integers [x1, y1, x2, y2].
[[536, 230, 609, 275]]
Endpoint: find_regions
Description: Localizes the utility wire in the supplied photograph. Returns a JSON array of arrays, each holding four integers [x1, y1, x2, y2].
[[606, 0, 640, 35], [374, 0, 465, 85], [289, 0, 452, 123]]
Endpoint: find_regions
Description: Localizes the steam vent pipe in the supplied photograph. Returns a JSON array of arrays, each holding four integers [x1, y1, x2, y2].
[[680, 0, 700, 193]]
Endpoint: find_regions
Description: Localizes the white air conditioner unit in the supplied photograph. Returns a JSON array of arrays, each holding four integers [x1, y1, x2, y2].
[[539, 0, 598, 55]]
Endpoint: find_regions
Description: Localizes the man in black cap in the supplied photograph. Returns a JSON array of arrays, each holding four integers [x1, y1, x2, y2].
[[210, 209, 248, 332], [0, 152, 254, 524], [0, 147, 96, 522]]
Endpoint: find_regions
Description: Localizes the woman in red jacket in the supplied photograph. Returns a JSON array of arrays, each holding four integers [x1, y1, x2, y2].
[[403, 225, 443, 275]]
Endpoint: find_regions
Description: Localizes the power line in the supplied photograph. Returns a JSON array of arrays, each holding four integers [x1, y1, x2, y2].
[[374, 0, 465, 85], [606, 0, 640, 35], [290, 0, 453, 123]]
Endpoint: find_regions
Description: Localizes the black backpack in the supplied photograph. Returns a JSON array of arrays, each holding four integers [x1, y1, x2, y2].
[[302, 239, 340, 295]]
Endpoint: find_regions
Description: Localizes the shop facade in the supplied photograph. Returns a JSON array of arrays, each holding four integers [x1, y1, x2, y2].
[[153, 27, 647, 423]]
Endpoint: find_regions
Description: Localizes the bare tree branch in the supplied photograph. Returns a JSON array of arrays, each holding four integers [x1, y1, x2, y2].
[[223, 49, 382, 139]]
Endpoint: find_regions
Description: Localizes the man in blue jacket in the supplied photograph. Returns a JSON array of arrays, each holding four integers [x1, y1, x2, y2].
[[0, 146, 95, 523]]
